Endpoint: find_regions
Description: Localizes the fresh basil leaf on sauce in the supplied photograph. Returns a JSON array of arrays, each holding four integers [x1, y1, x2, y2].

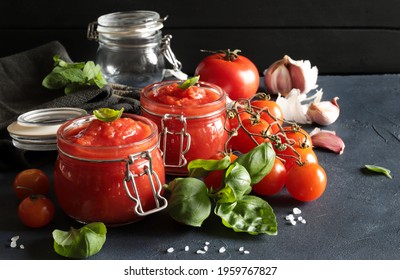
[[177, 75, 200, 89], [93, 107, 124, 122]]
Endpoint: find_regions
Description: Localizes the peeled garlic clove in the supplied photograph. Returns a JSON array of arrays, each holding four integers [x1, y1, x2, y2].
[[310, 127, 345, 154], [307, 97, 340, 126], [263, 58, 292, 95]]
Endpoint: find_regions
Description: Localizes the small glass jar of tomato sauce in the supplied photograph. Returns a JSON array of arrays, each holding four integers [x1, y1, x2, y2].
[[54, 113, 167, 226], [140, 80, 228, 175]]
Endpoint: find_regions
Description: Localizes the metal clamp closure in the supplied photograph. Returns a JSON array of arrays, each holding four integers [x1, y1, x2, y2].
[[160, 114, 191, 168], [87, 21, 99, 41], [123, 151, 168, 217]]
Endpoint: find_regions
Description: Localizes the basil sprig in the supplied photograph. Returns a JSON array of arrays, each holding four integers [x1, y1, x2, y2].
[[42, 55, 107, 94], [177, 75, 200, 89], [164, 142, 278, 235], [93, 108, 124, 122]]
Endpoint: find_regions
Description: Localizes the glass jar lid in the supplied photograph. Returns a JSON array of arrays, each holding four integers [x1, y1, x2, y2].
[[95, 10, 165, 38], [7, 108, 87, 151]]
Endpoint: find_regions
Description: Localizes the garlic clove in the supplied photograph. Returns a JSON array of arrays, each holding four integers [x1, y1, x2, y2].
[[263, 58, 292, 95], [306, 97, 340, 126], [309, 127, 345, 154]]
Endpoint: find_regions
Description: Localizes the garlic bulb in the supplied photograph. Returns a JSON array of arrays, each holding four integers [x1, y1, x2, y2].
[[306, 97, 340, 126], [264, 55, 318, 96]]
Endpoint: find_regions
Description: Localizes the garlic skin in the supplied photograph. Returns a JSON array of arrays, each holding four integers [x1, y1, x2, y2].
[[309, 127, 345, 155], [264, 55, 318, 96], [306, 97, 340, 126]]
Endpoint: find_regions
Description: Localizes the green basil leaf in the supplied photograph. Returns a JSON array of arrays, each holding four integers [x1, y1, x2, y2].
[[42, 72, 68, 89], [235, 142, 276, 185], [364, 164, 393, 179], [188, 155, 232, 178], [52, 222, 107, 259], [83, 61, 97, 80], [217, 162, 251, 203], [177, 75, 200, 89], [93, 108, 124, 122], [166, 177, 212, 227], [58, 68, 86, 83], [64, 83, 83, 94], [215, 195, 277, 235]]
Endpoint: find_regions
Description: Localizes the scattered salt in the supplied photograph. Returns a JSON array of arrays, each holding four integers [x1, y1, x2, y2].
[[11, 236, 19, 242], [184, 246, 189, 251], [293, 207, 302, 215], [297, 216, 303, 221], [196, 249, 206, 254], [219, 247, 226, 253], [238, 246, 244, 252], [243, 250, 250, 254], [19, 244, 25, 249], [285, 214, 294, 221], [203, 245, 208, 251], [167, 247, 174, 253], [289, 220, 297, 226], [205, 241, 210, 245], [301, 219, 307, 224], [10, 241, 17, 248]]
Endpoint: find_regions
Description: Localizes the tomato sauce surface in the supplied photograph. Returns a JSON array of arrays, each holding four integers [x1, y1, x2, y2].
[[147, 83, 220, 106]]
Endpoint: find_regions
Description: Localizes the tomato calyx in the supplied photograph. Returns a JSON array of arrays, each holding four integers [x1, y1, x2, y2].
[[200, 49, 242, 61]]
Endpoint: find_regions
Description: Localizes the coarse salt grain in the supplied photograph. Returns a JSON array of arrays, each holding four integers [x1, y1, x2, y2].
[[10, 241, 17, 248], [11, 236, 19, 242], [184, 246, 189, 251], [244, 250, 250, 254], [239, 246, 244, 252], [285, 214, 294, 221], [219, 247, 226, 253], [203, 245, 208, 251], [19, 244, 25, 249], [293, 207, 302, 215], [289, 220, 297, 226], [167, 247, 174, 253], [205, 241, 210, 245], [297, 216, 303, 221], [196, 250, 206, 254], [301, 219, 307, 224]]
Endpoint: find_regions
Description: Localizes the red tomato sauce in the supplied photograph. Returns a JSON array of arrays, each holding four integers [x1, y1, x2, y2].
[[147, 83, 220, 106], [54, 114, 165, 226], [69, 118, 152, 147]]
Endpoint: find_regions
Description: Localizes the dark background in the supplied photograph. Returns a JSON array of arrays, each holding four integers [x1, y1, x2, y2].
[[1, 0, 400, 75]]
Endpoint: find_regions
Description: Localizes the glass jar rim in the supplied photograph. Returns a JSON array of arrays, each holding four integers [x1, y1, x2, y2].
[[140, 80, 227, 118], [57, 113, 159, 160], [96, 10, 164, 37]]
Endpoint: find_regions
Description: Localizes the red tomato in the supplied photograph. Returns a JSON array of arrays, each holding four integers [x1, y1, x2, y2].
[[230, 118, 271, 154], [250, 99, 284, 134], [194, 49, 260, 100], [281, 126, 312, 148], [204, 153, 238, 190], [285, 162, 327, 202], [252, 158, 287, 196], [18, 195, 55, 228], [13, 169, 50, 200], [278, 145, 318, 171]]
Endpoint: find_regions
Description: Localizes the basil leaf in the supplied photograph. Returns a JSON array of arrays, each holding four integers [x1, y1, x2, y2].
[[166, 177, 212, 227], [52, 222, 107, 259], [42, 72, 68, 89], [188, 155, 232, 178], [217, 162, 251, 203], [177, 75, 200, 89], [364, 164, 393, 179], [93, 108, 124, 122], [215, 195, 277, 235], [235, 142, 276, 185]]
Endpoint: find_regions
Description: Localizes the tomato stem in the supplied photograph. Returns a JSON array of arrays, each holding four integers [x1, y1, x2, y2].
[[200, 49, 242, 61]]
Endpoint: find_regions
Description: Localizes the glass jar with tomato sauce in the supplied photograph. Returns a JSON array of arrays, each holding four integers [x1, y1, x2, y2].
[[54, 113, 167, 226], [140, 80, 229, 175]]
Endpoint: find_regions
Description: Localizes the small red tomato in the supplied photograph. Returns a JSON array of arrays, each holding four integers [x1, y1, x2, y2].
[[285, 162, 327, 202], [13, 169, 50, 200], [252, 158, 287, 196], [195, 49, 260, 100], [250, 99, 284, 134], [229, 118, 271, 154], [18, 195, 55, 228], [277, 144, 318, 171]]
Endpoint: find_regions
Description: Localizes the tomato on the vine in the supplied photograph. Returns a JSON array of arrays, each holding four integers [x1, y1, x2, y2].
[[194, 49, 260, 100], [285, 162, 327, 202], [281, 126, 312, 148], [278, 144, 318, 171], [13, 169, 50, 200], [252, 157, 286, 196], [250, 99, 283, 134], [18, 195, 55, 228], [203, 153, 238, 190], [229, 118, 271, 154]]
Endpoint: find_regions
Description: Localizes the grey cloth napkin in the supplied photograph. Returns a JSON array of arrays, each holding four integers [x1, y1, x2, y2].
[[0, 41, 141, 171]]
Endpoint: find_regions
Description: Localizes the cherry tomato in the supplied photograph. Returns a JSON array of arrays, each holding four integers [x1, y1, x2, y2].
[[18, 195, 55, 228], [252, 158, 287, 196], [204, 153, 238, 190], [278, 145, 318, 171], [194, 49, 260, 100], [281, 126, 312, 148], [250, 99, 284, 134], [285, 162, 327, 202], [230, 118, 271, 154], [13, 169, 50, 200]]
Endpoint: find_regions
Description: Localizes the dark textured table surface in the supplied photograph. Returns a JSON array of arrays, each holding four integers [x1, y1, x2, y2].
[[1, 75, 400, 260]]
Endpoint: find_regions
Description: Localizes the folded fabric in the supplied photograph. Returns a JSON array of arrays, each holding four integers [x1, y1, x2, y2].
[[0, 41, 141, 171]]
